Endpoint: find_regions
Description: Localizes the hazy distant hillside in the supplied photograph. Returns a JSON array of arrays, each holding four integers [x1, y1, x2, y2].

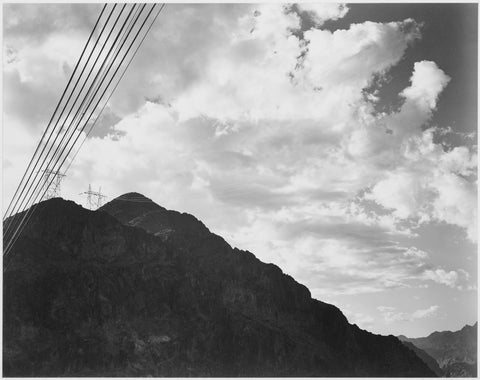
[[400, 340, 443, 376], [399, 323, 477, 377]]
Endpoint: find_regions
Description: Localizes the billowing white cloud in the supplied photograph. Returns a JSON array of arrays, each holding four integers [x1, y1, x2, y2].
[[423, 269, 458, 287], [401, 61, 450, 111], [366, 126, 477, 241], [173, 9, 421, 124], [3, 4, 476, 318], [295, 3, 349, 26], [361, 62, 476, 242], [421, 268, 472, 290], [432, 172, 477, 241], [378, 305, 439, 323]]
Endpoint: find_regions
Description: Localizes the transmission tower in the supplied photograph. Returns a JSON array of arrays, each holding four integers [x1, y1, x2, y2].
[[38, 169, 66, 200], [79, 184, 107, 210]]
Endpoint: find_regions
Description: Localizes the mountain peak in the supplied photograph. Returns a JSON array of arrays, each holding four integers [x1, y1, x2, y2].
[[113, 192, 155, 203], [100, 192, 212, 243]]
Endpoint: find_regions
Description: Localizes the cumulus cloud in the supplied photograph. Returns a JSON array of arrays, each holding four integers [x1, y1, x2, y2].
[[362, 62, 475, 242], [421, 268, 472, 290], [423, 269, 458, 287], [3, 4, 476, 309], [401, 61, 450, 111], [295, 3, 349, 26], [4, 4, 100, 129], [365, 126, 477, 241], [59, 5, 475, 295], [377, 305, 439, 323]]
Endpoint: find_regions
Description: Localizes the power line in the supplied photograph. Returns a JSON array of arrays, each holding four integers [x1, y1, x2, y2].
[[4, 4, 164, 259], [3, 3, 132, 253], [3, 4, 125, 233], [64, 4, 165, 177], [20, 4, 143, 211], [2, 3, 117, 234], [4, 3, 135, 253], [3, 4, 122, 243], [3, 3, 108, 220], [45, 4, 155, 183]]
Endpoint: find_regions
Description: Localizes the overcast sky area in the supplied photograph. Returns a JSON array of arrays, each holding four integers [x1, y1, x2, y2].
[[3, 3, 477, 337]]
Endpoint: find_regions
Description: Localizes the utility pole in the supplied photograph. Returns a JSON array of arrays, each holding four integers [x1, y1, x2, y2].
[[39, 169, 66, 200], [79, 184, 107, 210]]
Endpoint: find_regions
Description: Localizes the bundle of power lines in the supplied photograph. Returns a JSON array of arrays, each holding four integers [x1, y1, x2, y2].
[[3, 3, 165, 259]]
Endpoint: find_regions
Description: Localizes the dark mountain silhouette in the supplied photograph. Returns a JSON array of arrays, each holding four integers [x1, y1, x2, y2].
[[398, 323, 477, 377], [4, 193, 436, 377]]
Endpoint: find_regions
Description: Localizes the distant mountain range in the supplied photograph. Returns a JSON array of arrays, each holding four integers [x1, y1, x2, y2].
[[3, 193, 437, 376], [399, 323, 477, 377]]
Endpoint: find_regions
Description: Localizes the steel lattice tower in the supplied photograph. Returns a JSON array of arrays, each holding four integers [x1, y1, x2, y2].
[[39, 169, 66, 200], [80, 184, 107, 210]]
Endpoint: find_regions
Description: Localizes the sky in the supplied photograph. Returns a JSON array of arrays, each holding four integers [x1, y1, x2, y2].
[[3, 3, 477, 338]]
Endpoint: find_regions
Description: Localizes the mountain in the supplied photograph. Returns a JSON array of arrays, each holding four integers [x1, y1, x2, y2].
[[4, 194, 436, 377], [398, 323, 477, 377], [400, 341, 444, 376]]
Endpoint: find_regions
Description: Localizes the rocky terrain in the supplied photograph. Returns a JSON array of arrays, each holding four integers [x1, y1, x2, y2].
[[399, 323, 477, 377], [400, 340, 444, 376], [4, 193, 436, 377]]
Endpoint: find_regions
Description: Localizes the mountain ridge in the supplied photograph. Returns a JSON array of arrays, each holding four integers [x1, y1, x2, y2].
[[398, 322, 477, 377], [4, 194, 436, 377]]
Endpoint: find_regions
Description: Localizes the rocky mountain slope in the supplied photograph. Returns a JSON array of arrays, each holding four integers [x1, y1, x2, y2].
[[399, 323, 477, 377], [4, 193, 436, 377], [400, 341, 444, 376]]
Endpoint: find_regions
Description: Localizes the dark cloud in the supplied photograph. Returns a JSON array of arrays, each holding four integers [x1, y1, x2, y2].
[[145, 95, 166, 105], [4, 4, 100, 44], [88, 108, 123, 139], [211, 182, 295, 210], [303, 189, 349, 202], [275, 217, 406, 247], [4, 69, 60, 129], [202, 150, 255, 171]]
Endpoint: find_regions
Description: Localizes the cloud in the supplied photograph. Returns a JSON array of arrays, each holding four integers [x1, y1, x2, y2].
[[295, 3, 349, 27], [432, 171, 477, 241], [342, 307, 375, 330], [4, 4, 99, 130], [4, 3, 99, 44], [172, 10, 420, 123], [299, 238, 431, 296], [361, 62, 475, 242], [61, 5, 474, 296], [377, 305, 439, 323], [377, 306, 396, 313], [3, 4, 476, 310], [421, 268, 472, 290], [423, 269, 458, 287], [365, 127, 477, 241], [401, 61, 450, 111]]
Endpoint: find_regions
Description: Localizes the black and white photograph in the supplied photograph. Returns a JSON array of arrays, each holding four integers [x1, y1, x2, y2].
[[2, 2, 478, 377]]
